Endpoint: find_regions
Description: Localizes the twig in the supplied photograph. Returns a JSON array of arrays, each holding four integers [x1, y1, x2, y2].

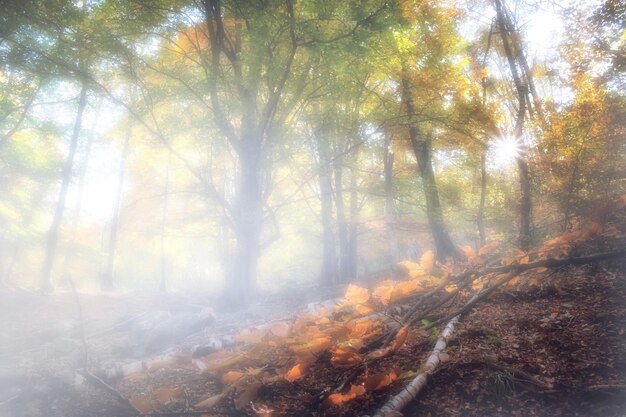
[[78, 369, 140, 414]]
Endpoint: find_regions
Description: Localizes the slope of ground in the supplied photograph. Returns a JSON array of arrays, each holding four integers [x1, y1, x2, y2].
[[1, 256, 624, 417]]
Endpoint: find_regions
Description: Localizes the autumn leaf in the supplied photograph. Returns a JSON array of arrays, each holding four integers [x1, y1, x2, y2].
[[194, 393, 225, 409], [285, 362, 309, 382], [331, 347, 363, 367], [325, 384, 366, 406], [478, 241, 500, 256], [398, 260, 427, 279], [391, 324, 409, 351], [420, 250, 435, 273], [460, 245, 476, 261], [364, 369, 398, 392], [343, 284, 370, 305]]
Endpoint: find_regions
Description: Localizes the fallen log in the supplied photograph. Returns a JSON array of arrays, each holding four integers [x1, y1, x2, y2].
[[368, 292, 481, 417]]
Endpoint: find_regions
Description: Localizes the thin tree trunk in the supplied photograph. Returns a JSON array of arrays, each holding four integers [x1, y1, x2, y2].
[[335, 159, 349, 282], [400, 69, 459, 261], [384, 135, 400, 265], [40, 85, 88, 292], [346, 166, 358, 280], [477, 149, 487, 246], [316, 128, 337, 286], [495, 0, 533, 250], [101, 125, 130, 290], [159, 152, 171, 292]]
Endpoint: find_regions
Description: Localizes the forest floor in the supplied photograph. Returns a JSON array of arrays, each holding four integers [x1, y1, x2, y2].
[[0, 257, 625, 417]]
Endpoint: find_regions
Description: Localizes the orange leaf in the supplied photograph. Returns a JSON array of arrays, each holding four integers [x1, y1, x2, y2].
[[331, 347, 363, 367], [325, 384, 366, 406], [355, 304, 373, 315], [365, 369, 398, 392], [460, 245, 476, 260], [270, 322, 290, 338], [285, 362, 309, 382], [343, 284, 370, 305], [478, 241, 500, 256], [519, 255, 529, 264], [391, 324, 409, 351], [348, 320, 375, 338], [420, 250, 435, 273]]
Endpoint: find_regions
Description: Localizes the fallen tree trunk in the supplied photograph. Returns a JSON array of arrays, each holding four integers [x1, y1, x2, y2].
[[369, 292, 481, 417]]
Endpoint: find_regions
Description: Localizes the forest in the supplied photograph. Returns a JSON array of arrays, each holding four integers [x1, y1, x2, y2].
[[0, 0, 625, 416]]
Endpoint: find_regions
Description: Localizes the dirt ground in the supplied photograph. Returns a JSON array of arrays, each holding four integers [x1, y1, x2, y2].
[[1, 258, 625, 417]]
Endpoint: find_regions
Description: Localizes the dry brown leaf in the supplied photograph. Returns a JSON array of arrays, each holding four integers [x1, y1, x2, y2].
[[285, 362, 310, 382], [438, 352, 450, 363]]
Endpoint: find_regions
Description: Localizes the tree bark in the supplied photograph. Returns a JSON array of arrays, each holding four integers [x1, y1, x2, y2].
[[384, 135, 400, 265], [316, 128, 338, 286], [477, 149, 487, 246], [400, 70, 460, 261], [224, 136, 263, 307], [101, 122, 130, 290], [495, 0, 533, 250], [40, 85, 87, 292]]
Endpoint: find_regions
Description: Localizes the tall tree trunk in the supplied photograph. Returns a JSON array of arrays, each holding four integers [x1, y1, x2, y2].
[[345, 166, 358, 280], [384, 135, 400, 265], [400, 71, 459, 261], [101, 123, 130, 290], [40, 85, 87, 292], [225, 137, 263, 307], [495, 0, 533, 250], [477, 149, 487, 246], [334, 160, 349, 282], [316, 129, 337, 286]]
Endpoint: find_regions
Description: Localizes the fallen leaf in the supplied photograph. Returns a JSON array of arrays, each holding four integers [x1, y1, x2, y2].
[[478, 241, 500, 256], [343, 284, 370, 306], [365, 369, 398, 391], [285, 363, 308, 382], [325, 384, 366, 406], [460, 245, 476, 260], [391, 325, 409, 351], [420, 250, 435, 273], [438, 352, 450, 363]]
